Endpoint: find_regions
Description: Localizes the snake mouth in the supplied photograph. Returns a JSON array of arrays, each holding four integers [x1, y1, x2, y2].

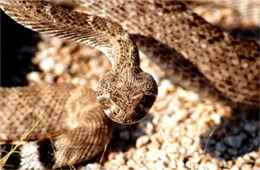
[[104, 109, 146, 125], [99, 94, 157, 124], [101, 100, 146, 125], [103, 95, 156, 125]]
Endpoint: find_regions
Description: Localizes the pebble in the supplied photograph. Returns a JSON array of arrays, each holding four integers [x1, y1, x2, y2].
[[230, 166, 239, 170], [155, 160, 167, 169], [81, 163, 100, 170], [176, 160, 185, 168], [178, 147, 186, 155], [181, 136, 193, 146], [139, 167, 148, 170], [115, 154, 126, 165], [27, 71, 42, 83], [224, 133, 247, 149], [54, 63, 66, 75], [241, 164, 253, 170], [215, 142, 226, 152], [249, 151, 259, 159], [211, 113, 221, 124], [143, 122, 154, 135], [44, 73, 55, 83], [146, 150, 159, 161], [126, 160, 136, 168], [244, 123, 257, 132], [158, 79, 173, 98], [253, 137, 259, 147], [255, 157, 260, 167], [107, 152, 120, 161], [227, 148, 238, 156], [136, 135, 150, 148], [39, 57, 55, 72], [154, 100, 168, 111], [146, 162, 156, 169]]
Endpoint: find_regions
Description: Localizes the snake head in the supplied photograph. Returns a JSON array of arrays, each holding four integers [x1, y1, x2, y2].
[[97, 69, 158, 125]]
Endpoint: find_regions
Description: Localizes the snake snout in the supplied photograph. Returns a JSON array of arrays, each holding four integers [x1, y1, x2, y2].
[[123, 93, 157, 124]]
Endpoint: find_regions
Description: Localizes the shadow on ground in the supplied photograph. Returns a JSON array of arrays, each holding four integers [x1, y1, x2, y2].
[[200, 110, 259, 162], [1, 10, 41, 87]]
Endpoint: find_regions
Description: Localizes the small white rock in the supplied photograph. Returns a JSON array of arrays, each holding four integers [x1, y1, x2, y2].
[[230, 165, 239, 170], [156, 160, 167, 169], [54, 63, 66, 75], [82, 163, 101, 170], [27, 72, 41, 83], [39, 57, 55, 72], [136, 135, 150, 148]]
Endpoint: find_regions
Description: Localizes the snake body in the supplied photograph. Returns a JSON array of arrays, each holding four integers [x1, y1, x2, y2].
[[1, 84, 114, 168], [0, 0, 259, 169]]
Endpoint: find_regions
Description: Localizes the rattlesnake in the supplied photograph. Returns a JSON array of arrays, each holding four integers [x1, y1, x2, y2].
[[0, 0, 259, 169]]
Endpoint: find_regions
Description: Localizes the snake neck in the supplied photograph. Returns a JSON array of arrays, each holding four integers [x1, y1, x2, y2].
[[108, 32, 141, 72]]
